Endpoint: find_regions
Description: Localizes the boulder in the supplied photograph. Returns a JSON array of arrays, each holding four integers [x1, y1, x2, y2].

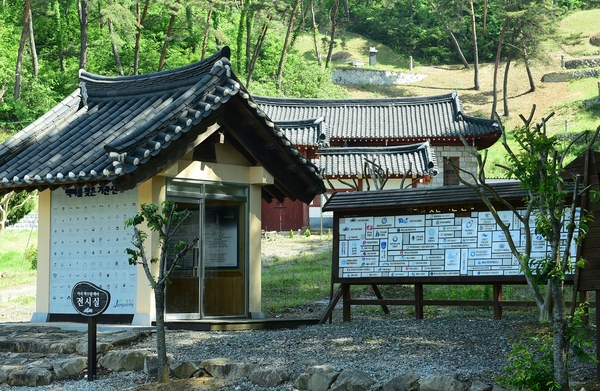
[[52, 356, 87, 379], [469, 379, 493, 391], [330, 368, 374, 391], [249, 367, 291, 388], [294, 365, 339, 391], [143, 353, 175, 377], [202, 357, 257, 380], [170, 360, 202, 379], [590, 32, 600, 47], [381, 372, 420, 391], [99, 349, 150, 372], [420, 374, 466, 391], [8, 367, 52, 387]]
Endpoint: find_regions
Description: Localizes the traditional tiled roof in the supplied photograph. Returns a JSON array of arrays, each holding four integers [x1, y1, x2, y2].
[[254, 92, 501, 149], [274, 118, 330, 148], [315, 141, 437, 178], [322, 181, 525, 212], [0, 47, 325, 203]]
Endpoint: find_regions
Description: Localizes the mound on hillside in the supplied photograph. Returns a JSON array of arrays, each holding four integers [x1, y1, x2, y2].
[[331, 51, 362, 62]]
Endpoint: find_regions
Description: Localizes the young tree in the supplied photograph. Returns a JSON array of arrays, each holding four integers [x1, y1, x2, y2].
[[452, 106, 600, 390], [125, 200, 198, 383]]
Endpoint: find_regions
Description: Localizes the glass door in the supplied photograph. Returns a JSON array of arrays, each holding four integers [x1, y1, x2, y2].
[[165, 201, 202, 319]]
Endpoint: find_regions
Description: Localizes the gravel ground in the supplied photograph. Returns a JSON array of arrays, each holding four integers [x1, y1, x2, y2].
[[0, 236, 598, 390]]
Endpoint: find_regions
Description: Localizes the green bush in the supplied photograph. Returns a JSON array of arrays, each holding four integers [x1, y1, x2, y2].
[[498, 330, 560, 391], [24, 245, 37, 270], [304, 229, 311, 237], [289, 230, 294, 238]]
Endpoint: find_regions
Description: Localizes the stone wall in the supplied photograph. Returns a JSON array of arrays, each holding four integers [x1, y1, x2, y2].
[[430, 145, 478, 187], [565, 57, 600, 69], [332, 68, 427, 85], [542, 68, 600, 82]]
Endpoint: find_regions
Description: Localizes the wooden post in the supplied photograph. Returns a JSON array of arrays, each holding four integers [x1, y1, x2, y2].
[[342, 284, 351, 322], [371, 284, 390, 314], [597, 290, 600, 381], [414, 283, 423, 319], [493, 283, 503, 320]]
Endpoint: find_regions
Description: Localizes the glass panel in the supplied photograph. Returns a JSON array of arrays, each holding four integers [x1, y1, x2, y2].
[[165, 202, 201, 315]]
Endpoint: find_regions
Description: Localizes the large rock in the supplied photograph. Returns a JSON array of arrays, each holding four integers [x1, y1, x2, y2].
[[202, 358, 257, 380], [170, 360, 202, 379], [294, 365, 339, 391], [590, 32, 600, 46], [249, 367, 291, 388], [0, 365, 19, 383], [99, 349, 150, 372], [330, 368, 373, 391], [381, 372, 420, 391], [469, 380, 493, 391], [420, 374, 466, 391], [8, 367, 52, 387], [143, 353, 175, 377], [52, 356, 87, 379]]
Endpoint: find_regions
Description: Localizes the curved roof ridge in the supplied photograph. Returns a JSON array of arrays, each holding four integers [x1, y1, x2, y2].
[[253, 92, 456, 107], [317, 142, 432, 155]]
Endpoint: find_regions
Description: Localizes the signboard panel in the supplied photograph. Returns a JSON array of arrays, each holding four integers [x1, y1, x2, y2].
[[50, 187, 138, 314], [336, 209, 579, 280]]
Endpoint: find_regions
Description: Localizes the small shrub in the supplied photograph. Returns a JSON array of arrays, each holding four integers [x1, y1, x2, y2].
[[289, 230, 294, 238], [24, 245, 37, 270], [304, 229, 311, 237], [498, 330, 560, 391]]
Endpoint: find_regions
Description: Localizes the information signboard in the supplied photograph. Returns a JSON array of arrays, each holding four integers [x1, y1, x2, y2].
[[71, 281, 111, 316], [336, 209, 579, 280]]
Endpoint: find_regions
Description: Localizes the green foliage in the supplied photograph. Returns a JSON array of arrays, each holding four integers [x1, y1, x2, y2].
[[567, 302, 599, 365], [4, 191, 36, 228], [498, 330, 561, 391], [0, 230, 38, 289], [24, 245, 37, 270], [304, 229, 311, 237], [289, 229, 294, 238]]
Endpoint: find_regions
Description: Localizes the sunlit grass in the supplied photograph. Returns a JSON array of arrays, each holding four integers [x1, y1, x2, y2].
[[0, 230, 37, 289]]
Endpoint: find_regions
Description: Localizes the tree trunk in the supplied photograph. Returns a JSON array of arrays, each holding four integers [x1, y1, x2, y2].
[[426, 0, 469, 69], [551, 280, 569, 391], [14, 0, 30, 99], [78, 0, 89, 70], [0, 192, 14, 238], [325, 0, 339, 69], [134, 0, 150, 75], [247, 20, 270, 87], [341, 0, 349, 20], [245, 9, 253, 74], [235, 2, 246, 74], [27, 5, 38, 77], [310, 0, 321, 66], [108, 20, 124, 76], [524, 47, 536, 93], [55, 0, 66, 72], [154, 285, 170, 383], [200, 9, 212, 60], [158, 2, 178, 72], [502, 51, 511, 116], [276, 0, 301, 90], [490, 17, 509, 119], [469, 1, 479, 90]]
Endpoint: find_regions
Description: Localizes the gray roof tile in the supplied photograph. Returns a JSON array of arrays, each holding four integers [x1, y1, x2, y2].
[[0, 47, 325, 203], [253, 92, 501, 149]]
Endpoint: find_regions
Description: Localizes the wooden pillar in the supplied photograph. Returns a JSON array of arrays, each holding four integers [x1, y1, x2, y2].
[[493, 283, 503, 320], [415, 283, 423, 319], [342, 284, 351, 322]]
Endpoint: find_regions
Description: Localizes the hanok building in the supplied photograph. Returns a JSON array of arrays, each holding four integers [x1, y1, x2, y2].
[[254, 94, 502, 231], [0, 47, 325, 325]]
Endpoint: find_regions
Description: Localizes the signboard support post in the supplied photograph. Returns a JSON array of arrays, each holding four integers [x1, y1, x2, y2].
[[88, 316, 97, 381]]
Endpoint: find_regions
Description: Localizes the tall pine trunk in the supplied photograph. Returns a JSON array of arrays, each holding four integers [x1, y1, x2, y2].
[[78, 0, 89, 70], [490, 17, 509, 118], [134, 0, 150, 75], [14, 0, 31, 99], [426, 0, 469, 69], [309, 0, 321, 65], [108, 20, 124, 76], [201, 9, 213, 60], [277, 0, 301, 90], [325, 0, 339, 68], [158, 1, 178, 72], [28, 6, 38, 77], [469, 1, 479, 90]]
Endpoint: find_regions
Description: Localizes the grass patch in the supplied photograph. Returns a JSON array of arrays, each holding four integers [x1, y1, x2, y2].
[[0, 230, 37, 289], [261, 238, 332, 314]]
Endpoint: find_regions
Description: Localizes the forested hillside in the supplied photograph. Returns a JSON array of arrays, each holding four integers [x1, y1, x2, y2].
[[0, 0, 598, 139]]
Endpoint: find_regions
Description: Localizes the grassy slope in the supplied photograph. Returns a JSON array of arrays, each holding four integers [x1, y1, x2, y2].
[[297, 9, 600, 177], [0, 230, 37, 289]]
